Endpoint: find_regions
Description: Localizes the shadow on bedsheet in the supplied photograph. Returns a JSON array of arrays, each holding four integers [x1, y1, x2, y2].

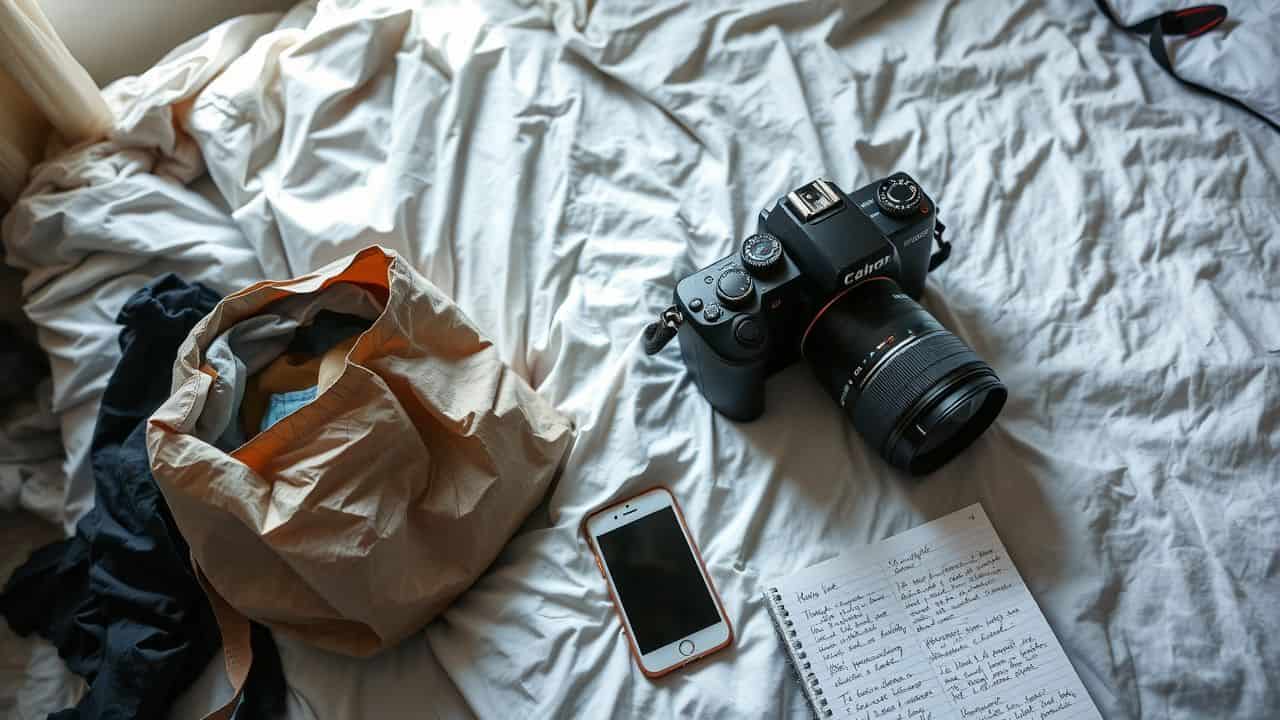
[[619, 262, 1068, 540], [825, 0, 932, 48], [722, 323, 1071, 596], [623, 321, 1068, 608]]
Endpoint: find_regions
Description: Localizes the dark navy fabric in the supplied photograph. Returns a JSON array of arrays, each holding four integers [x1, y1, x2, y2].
[[283, 309, 373, 357], [0, 274, 286, 720]]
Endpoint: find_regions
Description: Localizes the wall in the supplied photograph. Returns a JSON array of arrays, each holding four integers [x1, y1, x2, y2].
[[38, 0, 296, 85]]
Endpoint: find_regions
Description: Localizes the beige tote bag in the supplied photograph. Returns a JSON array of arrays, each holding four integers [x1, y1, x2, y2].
[[147, 246, 572, 715]]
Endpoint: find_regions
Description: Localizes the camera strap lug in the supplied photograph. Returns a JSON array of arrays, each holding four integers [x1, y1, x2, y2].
[[928, 219, 951, 272], [642, 305, 683, 355]]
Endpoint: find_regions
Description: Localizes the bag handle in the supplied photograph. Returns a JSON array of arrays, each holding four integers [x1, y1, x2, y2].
[[192, 555, 256, 720], [1094, 1, 1279, 132]]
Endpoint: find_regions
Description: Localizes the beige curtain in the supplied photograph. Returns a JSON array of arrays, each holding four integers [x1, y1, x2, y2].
[[0, 67, 45, 205], [0, 0, 112, 206]]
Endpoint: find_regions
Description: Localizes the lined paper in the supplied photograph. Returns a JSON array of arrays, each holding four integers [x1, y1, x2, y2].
[[775, 504, 1099, 720]]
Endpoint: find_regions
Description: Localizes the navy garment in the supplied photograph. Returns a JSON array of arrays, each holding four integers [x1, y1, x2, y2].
[[0, 275, 286, 720], [284, 309, 373, 357]]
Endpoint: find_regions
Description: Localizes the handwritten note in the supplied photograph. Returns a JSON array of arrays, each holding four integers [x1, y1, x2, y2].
[[771, 504, 1099, 720]]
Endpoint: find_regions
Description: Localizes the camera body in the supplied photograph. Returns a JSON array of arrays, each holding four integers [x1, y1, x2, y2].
[[674, 172, 941, 421]]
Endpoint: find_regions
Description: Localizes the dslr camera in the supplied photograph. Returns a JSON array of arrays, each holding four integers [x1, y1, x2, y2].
[[664, 172, 1005, 474]]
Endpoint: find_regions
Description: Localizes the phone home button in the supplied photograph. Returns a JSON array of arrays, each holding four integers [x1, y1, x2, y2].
[[678, 640, 695, 657]]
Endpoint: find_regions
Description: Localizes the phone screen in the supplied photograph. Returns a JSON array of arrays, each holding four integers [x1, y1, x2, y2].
[[596, 507, 721, 653]]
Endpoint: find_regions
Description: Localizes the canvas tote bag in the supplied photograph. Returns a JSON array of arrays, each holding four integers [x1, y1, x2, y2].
[[147, 246, 573, 717]]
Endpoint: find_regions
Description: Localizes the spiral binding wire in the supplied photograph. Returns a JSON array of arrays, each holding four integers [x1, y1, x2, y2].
[[767, 587, 833, 718]]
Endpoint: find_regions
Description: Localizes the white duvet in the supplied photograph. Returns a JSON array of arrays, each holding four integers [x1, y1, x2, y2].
[[3, 0, 1278, 718]]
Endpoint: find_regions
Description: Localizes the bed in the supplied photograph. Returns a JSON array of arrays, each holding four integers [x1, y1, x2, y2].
[[3, 0, 1278, 717]]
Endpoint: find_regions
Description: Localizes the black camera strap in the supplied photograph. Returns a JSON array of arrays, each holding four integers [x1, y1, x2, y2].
[[928, 219, 951, 272], [1094, 2, 1279, 133], [642, 306, 683, 355]]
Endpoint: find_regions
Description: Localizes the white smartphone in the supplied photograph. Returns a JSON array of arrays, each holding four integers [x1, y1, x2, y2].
[[584, 486, 733, 678]]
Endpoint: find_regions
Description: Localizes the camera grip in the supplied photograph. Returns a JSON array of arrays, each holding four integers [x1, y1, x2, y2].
[[677, 323, 767, 421]]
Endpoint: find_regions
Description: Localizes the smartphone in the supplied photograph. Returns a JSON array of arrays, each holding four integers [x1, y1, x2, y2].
[[584, 487, 733, 678]]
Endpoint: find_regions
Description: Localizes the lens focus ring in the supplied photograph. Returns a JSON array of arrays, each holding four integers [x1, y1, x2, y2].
[[803, 278, 1005, 474], [850, 332, 979, 454]]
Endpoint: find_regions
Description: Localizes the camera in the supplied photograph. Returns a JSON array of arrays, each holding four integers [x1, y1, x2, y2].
[[670, 172, 1006, 475]]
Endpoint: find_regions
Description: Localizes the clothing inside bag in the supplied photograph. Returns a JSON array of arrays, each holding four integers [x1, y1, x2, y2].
[[195, 287, 379, 451], [259, 387, 318, 433], [242, 312, 368, 435]]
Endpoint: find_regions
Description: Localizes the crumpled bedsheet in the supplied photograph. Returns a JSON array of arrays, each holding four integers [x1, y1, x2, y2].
[[3, 0, 1278, 718], [0, 264, 64, 528]]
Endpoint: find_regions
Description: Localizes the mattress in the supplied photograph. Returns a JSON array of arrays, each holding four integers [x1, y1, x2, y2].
[[3, 0, 1278, 718]]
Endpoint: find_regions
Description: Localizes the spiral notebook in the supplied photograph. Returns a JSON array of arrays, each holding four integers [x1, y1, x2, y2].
[[763, 503, 1101, 720]]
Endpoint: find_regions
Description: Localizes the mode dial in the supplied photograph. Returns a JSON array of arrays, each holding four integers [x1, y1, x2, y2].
[[876, 176, 922, 217], [740, 233, 784, 274]]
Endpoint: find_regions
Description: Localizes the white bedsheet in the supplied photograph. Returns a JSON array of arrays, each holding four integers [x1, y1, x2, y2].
[[3, 0, 1279, 718]]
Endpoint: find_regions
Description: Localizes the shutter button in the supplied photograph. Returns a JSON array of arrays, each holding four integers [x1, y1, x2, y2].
[[703, 304, 723, 322]]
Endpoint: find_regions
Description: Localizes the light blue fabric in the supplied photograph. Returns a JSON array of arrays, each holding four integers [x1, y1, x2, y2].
[[259, 386, 318, 432]]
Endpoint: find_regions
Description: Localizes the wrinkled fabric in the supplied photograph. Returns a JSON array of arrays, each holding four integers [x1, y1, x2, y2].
[[0, 275, 286, 720], [147, 246, 575, 658], [0, 263, 78, 719], [0, 267, 65, 527], [180, 2, 1280, 717], [1, 11, 283, 533], [0, 511, 82, 720], [0, 7, 475, 717], [3, 0, 1279, 719], [0, 374, 64, 526], [0, 379, 65, 529]]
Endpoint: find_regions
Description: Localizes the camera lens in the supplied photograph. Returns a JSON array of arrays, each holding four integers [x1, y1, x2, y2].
[[801, 279, 1006, 475]]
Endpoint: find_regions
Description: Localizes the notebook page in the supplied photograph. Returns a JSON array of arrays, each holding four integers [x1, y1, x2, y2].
[[778, 503, 1099, 720]]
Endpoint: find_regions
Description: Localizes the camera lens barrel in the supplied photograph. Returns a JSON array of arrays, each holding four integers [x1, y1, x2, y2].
[[802, 279, 1006, 475]]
